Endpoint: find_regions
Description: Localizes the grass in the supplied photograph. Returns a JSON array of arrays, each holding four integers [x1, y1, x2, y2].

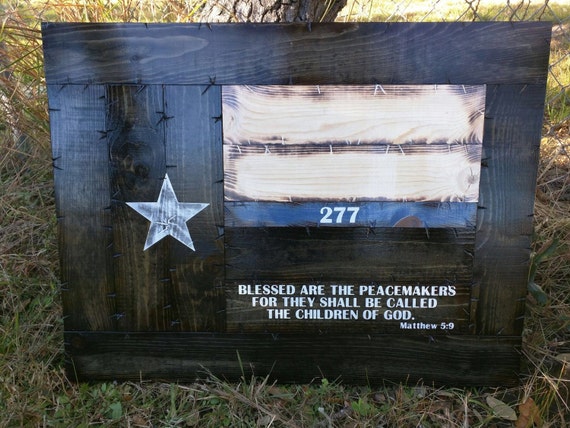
[[1, 0, 569, 426]]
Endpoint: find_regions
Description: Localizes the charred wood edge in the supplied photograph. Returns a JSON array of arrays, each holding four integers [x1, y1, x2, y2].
[[64, 331, 522, 386]]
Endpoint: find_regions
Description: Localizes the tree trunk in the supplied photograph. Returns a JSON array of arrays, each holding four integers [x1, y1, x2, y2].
[[196, 0, 348, 23]]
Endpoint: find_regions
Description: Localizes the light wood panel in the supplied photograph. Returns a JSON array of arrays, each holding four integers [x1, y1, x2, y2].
[[223, 85, 484, 203], [225, 144, 482, 202], [223, 85, 485, 146]]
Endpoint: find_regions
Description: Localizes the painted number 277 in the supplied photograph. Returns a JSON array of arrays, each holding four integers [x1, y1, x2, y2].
[[319, 206, 360, 224]]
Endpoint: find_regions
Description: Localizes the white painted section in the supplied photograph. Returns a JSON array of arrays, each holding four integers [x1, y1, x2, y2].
[[127, 174, 209, 251]]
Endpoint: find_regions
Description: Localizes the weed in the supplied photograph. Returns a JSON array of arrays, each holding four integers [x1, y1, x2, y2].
[[0, 0, 569, 427]]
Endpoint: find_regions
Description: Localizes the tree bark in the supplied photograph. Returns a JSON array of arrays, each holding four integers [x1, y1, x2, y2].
[[196, 0, 347, 23]]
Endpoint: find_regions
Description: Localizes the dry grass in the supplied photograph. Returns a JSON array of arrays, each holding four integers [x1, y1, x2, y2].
[[0, 0, 569, 426]]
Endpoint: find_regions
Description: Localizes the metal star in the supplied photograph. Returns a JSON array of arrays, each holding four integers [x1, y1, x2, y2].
[[126, 174, 209, 251]]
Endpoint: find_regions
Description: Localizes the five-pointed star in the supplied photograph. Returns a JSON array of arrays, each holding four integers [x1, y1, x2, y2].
[[126, 174, 209, 251]]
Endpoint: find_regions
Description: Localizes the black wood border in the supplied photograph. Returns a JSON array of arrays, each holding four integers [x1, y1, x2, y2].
[[65, 332, 522, 386], [42, 22, 551, 85], [43, 22, 551, 384]]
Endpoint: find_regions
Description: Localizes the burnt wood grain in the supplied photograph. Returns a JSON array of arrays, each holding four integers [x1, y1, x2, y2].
[[65, 332, 523, 387], [48, 84, 114, 331], [162, 85, 225, 331], [42, 22, 551, 86], [223, 144, 482, 203], [107, 85, 172, 331], [225, 227, 475, 282], [222, 85, 485, 146], [473, 84, 547, 336]]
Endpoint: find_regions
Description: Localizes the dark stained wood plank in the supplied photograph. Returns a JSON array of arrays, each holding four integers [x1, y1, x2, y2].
[[225, 201, 477, 228], [47, 84, 114, 331], [107, 85, 174, 331], [225, 280, 470, 334], [473, 84, 547, 336], [42, 22, 551, 86], [225, 226, 474, 334], [163, 85, 225, 331], [65, 332, 523, 386], [225, 227, 475, 282]]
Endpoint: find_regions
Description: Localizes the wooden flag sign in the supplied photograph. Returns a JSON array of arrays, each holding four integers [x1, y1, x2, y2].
[[42, 22, 551, 385]]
